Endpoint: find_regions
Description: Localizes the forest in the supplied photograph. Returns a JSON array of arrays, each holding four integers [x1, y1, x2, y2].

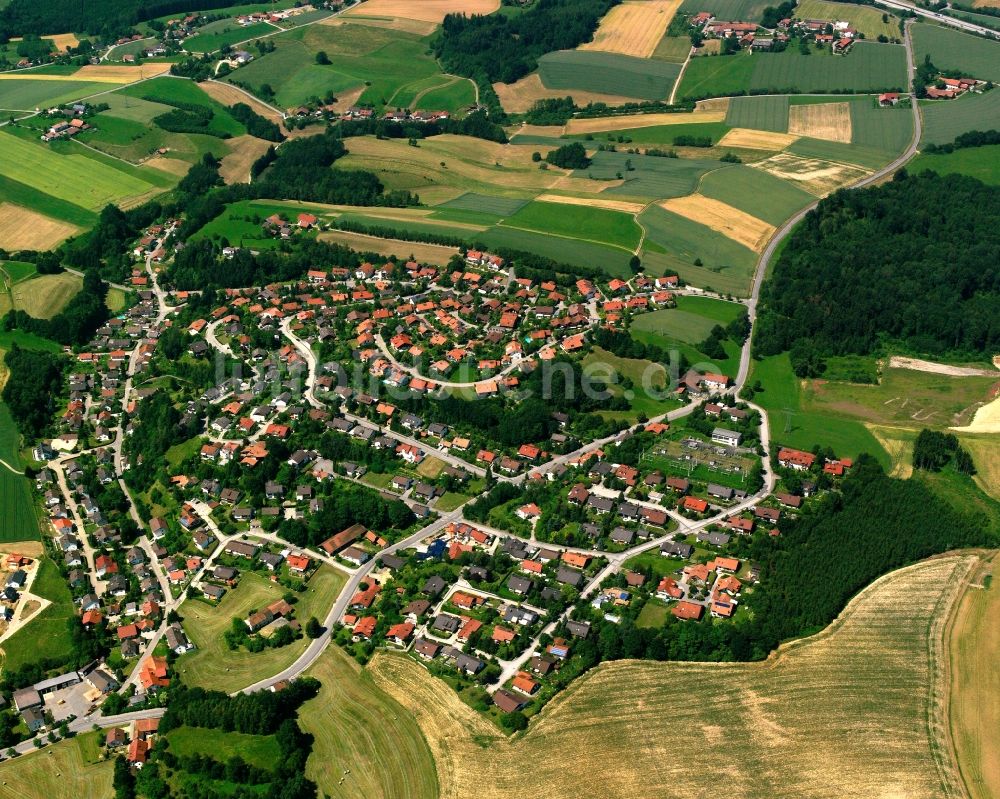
[[434, 0, 619, 85], [754, 171, 1000, 366], [2, 346, 64, 442]]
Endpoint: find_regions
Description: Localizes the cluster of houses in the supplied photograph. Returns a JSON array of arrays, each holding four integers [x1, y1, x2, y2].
[[40, 117, 91, 142], [924, 75, 986, 99], [689, 10, 865, 52]]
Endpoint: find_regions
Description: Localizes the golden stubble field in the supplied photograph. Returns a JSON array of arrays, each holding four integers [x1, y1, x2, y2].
[[751, 152, 870, 195], [787, 101, 853, 143], [494, 73, 637, 114], [0, 203, 80, 250], [579, 0, 683, 58], [343, 0, 499, 23], [659, 194, 775, 251], [370, 553, 978, 799]]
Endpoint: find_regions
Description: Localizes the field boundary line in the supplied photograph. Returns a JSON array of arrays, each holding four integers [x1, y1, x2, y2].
[[668, 45, 693, 105], [495, 222, 636, 253]]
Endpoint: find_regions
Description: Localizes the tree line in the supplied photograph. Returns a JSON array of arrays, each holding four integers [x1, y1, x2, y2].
[[754, 171, 1000, 367]]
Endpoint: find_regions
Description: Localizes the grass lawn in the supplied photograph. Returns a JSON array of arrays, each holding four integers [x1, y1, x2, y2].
[[166, 726, 281, 770], [0, 261, 37, 283], [750, 352, 889, 464], [910, 144, 1000, 185], [301, 647, 437, 799], [165, 436, 202, 469], [2, 558, 75, 669], [106, 286, 129, 313], [636, 598, 671, 628], [178, 566, 345, 692], [499, 200, 642, 251], [624, 552, 685, 579], [437, 491, 472, 512], [0, 732, 111, 799]]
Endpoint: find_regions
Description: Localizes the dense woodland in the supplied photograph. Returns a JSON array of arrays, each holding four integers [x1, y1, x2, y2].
[[2, 347, 64, 442], [434, 0, 618, 114], [754, 171, 1000, 369]]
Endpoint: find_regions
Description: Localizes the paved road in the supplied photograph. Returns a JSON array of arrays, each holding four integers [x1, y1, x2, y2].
[[876, 0, 1000, 38]]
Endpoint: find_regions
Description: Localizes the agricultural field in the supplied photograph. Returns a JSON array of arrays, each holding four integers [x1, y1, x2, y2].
[[750, 151, 870, 196], [639, 204, 758, 294], [679, 43, 907, 100], [658, 194, 775, 251], [725, 95, 790, 133], [477, 226, 634, 276], [849, 98, 914, 153], [184, 20, 274, 53], [910, 144, 1000, 184], [438, 193, 528, 218], [499, 200, 642, 251], [0, 732, 111, 799], [949, 551, 1000, 799], [911, 24, 1000, 83], [177, 566, 345, 692], [572, 120, 732, 146], [494, 73, 635, 113], [631, 296, 744, 373], [784, 135, 896, 170], [0, 202, 81, 250], [0, 129, 166, 212], [920, 89, 1000, 145], [7, 271, 82, 318], [563, 109, 727, 135], [320, 229, 459, 263], [222, 21, 445, 111], [795, 0, 902, 39], [0, 78, 109, 111], [651, 35, 693, 62], [574, 149, 720, 200], [301, 646, 438, 799], [697, 165, 815, 225], [119, 77, 246, 137], [788, 101, 852, 142], [678, 0, 774, 20], [579, 0, 683, 58], [537, 50, 681, 100], [369, 554, 974, 798], [343, 0, 499, 23]]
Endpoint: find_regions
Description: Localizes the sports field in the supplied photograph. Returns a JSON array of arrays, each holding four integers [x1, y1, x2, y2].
[[177, 566, 345, 692], [538, 50, 681, 100], [679, 43, 907, 99], [302, 646, 438, 799], [0, 130, 161, 211], [795, 0, 901, 39], [499, 200, 642, 251], [369, 553, 973, 798], [912, 24, 1000, 83], [921, 88, 1000, 145], [580, 0, 683, 58], [0, 733, 111, 799]]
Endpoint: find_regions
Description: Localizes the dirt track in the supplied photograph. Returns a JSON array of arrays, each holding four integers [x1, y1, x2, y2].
[[890, 356, 999, 378]]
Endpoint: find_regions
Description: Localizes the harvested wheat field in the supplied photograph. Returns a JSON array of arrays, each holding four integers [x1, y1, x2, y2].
[[320, 229, 459, 263], [660, 194, 775, 250], [73, 63, 171, 81], [958, 434, 1000, 500], [200, 80, 283, 124], [494, 73, 635, 114], [324, 14, 438, 34], [866, 423, 915, 478], [9, 32, 79, 51], [564, 110, 726, 135], [536, 193, 645, 214], [948, 551, 1000, 799], [143, 156, 191, 177], [787, 102, 852, 143], [719, 127, 799, 150], [752, 152, 869, 196], [972, 0, 1000, 7], [580, 0, 683, 58], [219, 135, 273, 183], [696, 96, 730, 113], [0, 203, 79, 250], [344, 0, 499, 23], [371, 554, 976, 799]]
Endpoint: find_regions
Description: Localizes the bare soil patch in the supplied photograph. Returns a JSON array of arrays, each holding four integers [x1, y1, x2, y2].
[[343, 0, 499, 23], [495, 73, 635, 114], [718, 127, 799, 150], [579, 0, 683, 58], [787, 101, 852, 143], [660, 194, 775, 250], [889, 356, 998, 378], [751, 152, 869, 195], [219, 135, 273, 184], [0, 203, 80, 250]]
